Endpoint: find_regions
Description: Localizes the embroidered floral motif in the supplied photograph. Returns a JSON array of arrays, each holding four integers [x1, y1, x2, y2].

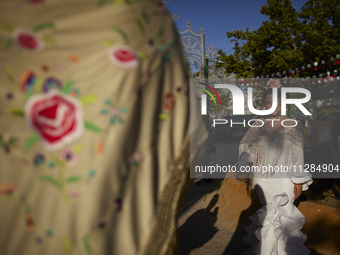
[[88, 169, 96, 177], [127, 152, 143, 167], [0, 133, 17, 153], [163, 92, 175, 110], [158, 2, 167, 14], [69, 88, 81, 99], [108, 45, 138, 68], [59, 148, 79, 168], [20, 71, 37, 92], [69, 54, 79, 63], [45, 229, 53, 237], [33, 153, 45, 165], [157, 41, 174, 62], [42, 77, 62, 93], [12, 28, 45, 51], [6, 92, 14, 99], [26, 214, 34, 231], [101, 99, 127, 125], [0, 183, 17, 196], [25, 90, 84, 151], [68, 190, 79, 198], [41, 65, 49, 72]]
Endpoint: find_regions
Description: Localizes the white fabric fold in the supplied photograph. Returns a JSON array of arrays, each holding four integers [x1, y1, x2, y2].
[[243, 192, 310, 255]]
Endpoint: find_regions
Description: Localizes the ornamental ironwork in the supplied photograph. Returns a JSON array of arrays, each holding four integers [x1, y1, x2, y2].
[[177, 20, 205, 72]]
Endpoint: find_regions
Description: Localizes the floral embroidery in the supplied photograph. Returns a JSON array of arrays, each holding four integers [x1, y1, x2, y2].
[[68, 190, 79, 198], [163, 92, 175, 110], [158, 2, 167, 14], [157, 41, 174, 62], [20, 71, 37, 92], [48, 161, 56, 168], [26, 214, 34, 231], [69, 88, 81, 99], [6, 92, 13, 99], [0, 183, 17, 196], [59, 148, 79, 168], [88, 169, 96, 177], [35, 237, 43, 244], [42, 77, 62, 93], [96, 141, 104, 154], [33, 153, 45, 165], [25, 90, 84, 151], [69, 54, 79, 63], [45, 229, 53, 237], [12, 28, 45, 51], [41, 65, 49, 72], [127, 152, 143, 167], [115, 198, 122, 211], [108, 45, 138, 68], [101, 99, 127, 125], [0, 133, 17, 153]]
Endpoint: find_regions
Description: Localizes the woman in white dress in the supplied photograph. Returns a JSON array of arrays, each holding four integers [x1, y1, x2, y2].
[[238, 79, 313, 255]]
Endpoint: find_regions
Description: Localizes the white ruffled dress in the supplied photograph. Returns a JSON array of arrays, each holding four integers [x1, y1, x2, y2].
[[238, 121, 313, 255]]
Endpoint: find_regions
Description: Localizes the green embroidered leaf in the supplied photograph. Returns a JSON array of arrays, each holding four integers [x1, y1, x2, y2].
[[25, 134, 39, 151], [65, 176, 81, 183], [97, 0, 114, 6], [157, 114, 169, 121], [61, 80, 74, 94], [9, 137, 18, 145], [119, 107, 127, 113], [111, 26, 128, 45], [166, 41, 174, 48], [4, 38, 13, 49], [72, 144, 84, 153], [63, 237, 73, 254], [6, 67, 15, 83], [42, 35, 57, 45], [83, 235, 92, 254], [109, 116, 116, 124], [84, 121, 102, 133], [81, 94, 98, 106], [0, 23, 15, 32], [101, 39, 114, 47], [112, 0, 125, 6], [142, 11, 149, 24], [25, 87, 35, 101], [137, 51, 149, 59], [32, 22, 54, 32], [104, 99, 113, 106], [117, 117, 124, 124], [155, 28, 164, 38], [34, 78, 44, 93], [100, 109, 109, 114], [10, 108, 24, 117], [134, 19, 145, 35], [53, 156, 67, 169], [38, 175, 62, 188]]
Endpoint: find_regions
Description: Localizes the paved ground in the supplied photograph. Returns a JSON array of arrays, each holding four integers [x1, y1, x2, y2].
[[177, 142, 249, 255]]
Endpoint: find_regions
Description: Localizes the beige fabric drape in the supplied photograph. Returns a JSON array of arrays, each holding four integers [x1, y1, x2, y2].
[[0, 1, 206, 254]]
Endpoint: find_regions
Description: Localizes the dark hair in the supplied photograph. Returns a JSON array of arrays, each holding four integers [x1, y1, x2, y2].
[[261, 88, 281, 109]]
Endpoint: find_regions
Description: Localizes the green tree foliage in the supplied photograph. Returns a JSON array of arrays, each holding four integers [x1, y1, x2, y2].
[[218, 0, 340, 77], [299, 0, 340, 63]]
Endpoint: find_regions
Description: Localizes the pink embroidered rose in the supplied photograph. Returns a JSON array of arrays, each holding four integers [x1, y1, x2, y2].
[[25, 90, 84, 150], [108, 45, 138, 68], [12, 28, 44, 51]]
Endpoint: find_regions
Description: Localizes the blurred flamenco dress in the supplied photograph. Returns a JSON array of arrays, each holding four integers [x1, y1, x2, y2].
[[238, 120, 313, 255]]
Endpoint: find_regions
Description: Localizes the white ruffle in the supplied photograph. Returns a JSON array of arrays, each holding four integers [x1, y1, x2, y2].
[[243, 192, 310, 255]]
